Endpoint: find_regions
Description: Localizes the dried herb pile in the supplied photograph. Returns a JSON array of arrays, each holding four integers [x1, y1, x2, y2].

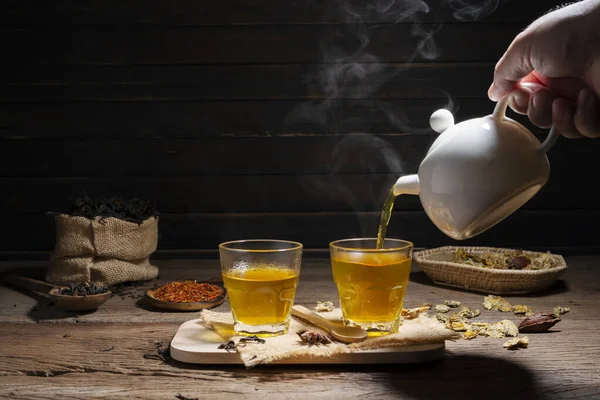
[[57, 282, 109, 296], [152, 281, 224, 303], [451, 248, 560, 270], [67, 195, 158, 224]]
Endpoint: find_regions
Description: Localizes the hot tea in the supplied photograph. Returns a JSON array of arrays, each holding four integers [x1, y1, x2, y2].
[[330, 238, 413, 336], [223, 266, 299, 326]]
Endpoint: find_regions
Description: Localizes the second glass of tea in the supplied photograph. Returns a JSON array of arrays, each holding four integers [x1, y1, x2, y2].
[[329, 238, 413, 336], [219, 239, 302, 337]]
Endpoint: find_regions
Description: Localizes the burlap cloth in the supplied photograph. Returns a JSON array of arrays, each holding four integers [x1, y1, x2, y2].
[[200, 307, 459, 367], [45, 214, 159, 286]]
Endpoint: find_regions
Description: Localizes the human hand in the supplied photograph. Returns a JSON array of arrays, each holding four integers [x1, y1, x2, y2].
[[488, 0, 600, 138]]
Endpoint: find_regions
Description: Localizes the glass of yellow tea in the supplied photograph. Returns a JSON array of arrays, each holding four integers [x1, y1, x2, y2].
[[219, 239, 302, 337], [329, 238, 413, 336]]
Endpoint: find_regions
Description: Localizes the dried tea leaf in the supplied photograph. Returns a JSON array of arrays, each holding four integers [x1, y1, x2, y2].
[[518, 313, 561, 333], [463, 330, 478, 340], [435, 304, 450, 313], [313, 301, 335, 312], [483, 295, 512, 312], [503, 336, 529, 350], [553, 306, 570, 315], [297, 330, 332, 345], [512, 305, 534, 316], [444, 300, 461, 308], [459, 307, 480, 319]]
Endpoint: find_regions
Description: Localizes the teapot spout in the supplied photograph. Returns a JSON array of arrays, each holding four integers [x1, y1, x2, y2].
[[393, 174, 420, 196]]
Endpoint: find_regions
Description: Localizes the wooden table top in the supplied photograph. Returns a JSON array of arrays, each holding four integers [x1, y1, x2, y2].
[[0, 256, 599, 400]]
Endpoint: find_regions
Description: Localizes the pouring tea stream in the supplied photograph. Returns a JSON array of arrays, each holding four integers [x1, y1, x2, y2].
[[382, 92, 560, 243]]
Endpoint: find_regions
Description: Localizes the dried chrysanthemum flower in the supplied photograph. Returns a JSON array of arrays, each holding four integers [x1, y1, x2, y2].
[[444, 300, 461, 308], [450, 322, 471, 332], [503, 336, 529, 350], [459, 307, 480, 319], [476, 320, 518, 338], [436, 313, 450, 325], [463, 330, 478, 340], [553, 306, 570, 315], [483, 295, 512, 312], [418, 303, 433, 310], [313, 301, 335, 312], [402, 304, 431, 319], [435, 304, 450, 313], [297, 330, 332, 345], [512, 305, 534, 316]]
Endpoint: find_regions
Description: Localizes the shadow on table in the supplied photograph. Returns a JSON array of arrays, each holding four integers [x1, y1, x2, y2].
[[167, 354, 541, 400], [410, 270, 569, 297]]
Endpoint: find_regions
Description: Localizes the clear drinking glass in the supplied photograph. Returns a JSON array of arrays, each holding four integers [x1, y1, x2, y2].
[[219, 239, 303, 337], [329, 238, 413, 336]]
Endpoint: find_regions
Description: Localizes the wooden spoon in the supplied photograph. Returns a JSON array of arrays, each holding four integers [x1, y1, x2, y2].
[[291, 305, 368, 343], [3, 275, 111, 312]]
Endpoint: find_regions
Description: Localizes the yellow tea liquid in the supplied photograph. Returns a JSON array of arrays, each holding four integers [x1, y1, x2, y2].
[[331, 252, 411, 332], [376, 187, 397, 249], [223, 266, 299, 326]]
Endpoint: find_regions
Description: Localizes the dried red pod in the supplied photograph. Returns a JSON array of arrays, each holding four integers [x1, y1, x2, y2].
[[509, 255, 531, 270], [518, 313, 561, 333]]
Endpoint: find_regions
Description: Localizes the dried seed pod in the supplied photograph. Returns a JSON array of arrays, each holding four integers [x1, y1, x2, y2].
[[508, 255, 531, 270], [518, 313, 561, 333], [297, 330, 332, 345]]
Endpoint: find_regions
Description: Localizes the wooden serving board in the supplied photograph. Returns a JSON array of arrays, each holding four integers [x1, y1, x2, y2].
[[170, 319, 445, 365]]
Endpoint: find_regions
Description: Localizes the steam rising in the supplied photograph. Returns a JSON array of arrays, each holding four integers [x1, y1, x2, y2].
[[287, 0, 502, 236], [444, 0, 500, 22]]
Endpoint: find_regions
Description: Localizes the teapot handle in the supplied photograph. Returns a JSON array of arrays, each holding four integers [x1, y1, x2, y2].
[[492, 86, 560, 154]]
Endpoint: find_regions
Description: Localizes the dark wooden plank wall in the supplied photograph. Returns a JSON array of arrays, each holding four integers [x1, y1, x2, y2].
[[2, 0, 599, 256]]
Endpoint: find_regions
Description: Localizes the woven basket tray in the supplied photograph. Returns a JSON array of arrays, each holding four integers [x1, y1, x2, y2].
[[413, 246, 567, 295]]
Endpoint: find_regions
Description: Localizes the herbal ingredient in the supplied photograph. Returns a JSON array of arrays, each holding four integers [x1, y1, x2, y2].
[[553, 306, 570, 315], [297, 330, 333, 345], [57, 282, 110, 296], [451, 248, 560, 270], [512, 305, 534, 316], [518, 313, 561, 333], [503, 336, 529, 350], [68, 195, 158, 224], [152, 281, 223, 303], [313, 301, 335, 312], [435, 304, 450, 313], [444, 300, 461, 308], [483, 295, 512, 312]]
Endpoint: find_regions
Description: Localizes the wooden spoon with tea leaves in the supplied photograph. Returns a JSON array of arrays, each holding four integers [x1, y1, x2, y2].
[[2, 275, 111, 312], [291, 305, 368, 343]]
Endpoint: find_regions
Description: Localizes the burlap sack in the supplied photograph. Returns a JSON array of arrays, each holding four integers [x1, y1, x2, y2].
[[46, 214, 159, 286]]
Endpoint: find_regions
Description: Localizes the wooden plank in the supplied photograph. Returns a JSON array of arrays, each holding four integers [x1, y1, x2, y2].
[[1, 63, 495, 101], [0, 135, 431, 176], [0, 98, 512, 138], [0, 210, 598, 251], [0, 0, 566, 26], [0, 168, 595, 213], [3, 23, 521, 65], [0, 132, 595, 176]]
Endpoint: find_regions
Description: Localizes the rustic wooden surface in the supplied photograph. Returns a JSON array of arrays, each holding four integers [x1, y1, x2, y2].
[[0, 256, 598, 399]]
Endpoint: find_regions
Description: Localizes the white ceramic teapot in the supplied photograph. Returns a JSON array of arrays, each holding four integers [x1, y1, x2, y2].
[[393, 93, 560, 240]]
